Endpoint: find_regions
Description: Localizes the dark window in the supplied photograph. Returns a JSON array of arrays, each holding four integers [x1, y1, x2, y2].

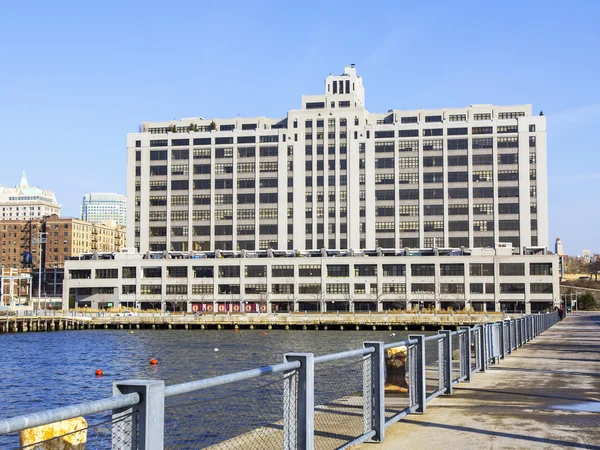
[[425, 115, 442, 123], [193, 267, 214, 278], [399, 130, 419, 137], [424, 205, 444, 216], [498, 187, 519, 198], [242, 123, 257, 130], [193, 138, 211, 145], [447, 172, 468, 182], [135, 140, 141, 148], [440, 264, 464, 276], [448, 155, 468, 166], [260, 147, 278, 157], [472, 138, 493, 149], [375, 190, 395, 201], [171, 139, 189, 146], [194, 179, 211, 190], [473, 187, 493, 198], [472, 154, 493, 165], [215, 137, 234, 145], [150, 139, 168, 147], [449, 221, 469, 231], [150, 150, 167, 161], [401, 117, 418, 124], [448, 139, 468, 150], [215, 179, 233, 189], [424, 189, 444, 199], [470, 264, 494, 276], [382, 264, 406, 277], [399, 189, 419, 200], [355, 265, 377, 277], [423, 128, 443, 136], [530, 263, 552, 276], [498, 153, 518, 164], [500, 283, 525, 294], [150, 166, 167, 176], [423, 156, 443, 167], [411, 264, 435, 277], [327, 265, 349, 277], [499, 263, 524, 276], [171, 180, 189, 190], [470, 283, 484, 294], [374, 130, 395, 139], [306, 102, 325, 109], [237, 136, 256, 144], [531, 283, 553, 294], [448, 188, 468, 199], [447, 128, 468, 135], [237, 193, 255, 204]]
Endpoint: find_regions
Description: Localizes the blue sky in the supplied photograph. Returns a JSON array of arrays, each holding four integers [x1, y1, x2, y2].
[[0, 1, 598, 255]]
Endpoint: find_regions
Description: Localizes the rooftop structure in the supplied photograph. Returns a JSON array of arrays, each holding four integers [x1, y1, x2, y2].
[[0, 172, 61, 220]]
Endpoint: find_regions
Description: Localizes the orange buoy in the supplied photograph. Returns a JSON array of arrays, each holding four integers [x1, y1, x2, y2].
[[263, 332, 267, 335], [95, 369, 103, 376], [150, 358, 158, 365], [234, 329, 238, 333]]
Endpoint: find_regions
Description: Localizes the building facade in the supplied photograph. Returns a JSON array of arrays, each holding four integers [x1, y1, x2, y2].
[[81, 193, 127, 226], [127, 65, 548, 254], [0, 216, 125, 269], [63, 246, 558, 314], [0, 172, 61, 220]]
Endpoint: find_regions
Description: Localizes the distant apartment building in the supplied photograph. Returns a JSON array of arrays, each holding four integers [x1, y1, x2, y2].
[[127, 65, 548, 254], [0, 172, 61, 220], [81, 193, 127, 226], [0, 216, 125, 269]]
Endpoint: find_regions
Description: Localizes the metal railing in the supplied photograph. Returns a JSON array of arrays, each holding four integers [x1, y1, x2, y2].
[[0, 311, 560, 449]]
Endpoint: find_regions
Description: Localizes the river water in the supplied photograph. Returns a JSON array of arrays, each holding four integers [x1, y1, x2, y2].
[[1, 328, 418, 447]]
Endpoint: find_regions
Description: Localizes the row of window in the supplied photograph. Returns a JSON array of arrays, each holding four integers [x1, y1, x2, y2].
[[77, 262, 551, 280], [126, 281, 551, 296]]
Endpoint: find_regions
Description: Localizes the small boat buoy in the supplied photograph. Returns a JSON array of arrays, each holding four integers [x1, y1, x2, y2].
[[214, 348, 219, 352], [263, 332, 267, 335], [234, 329, 238, 333], [95, 369, 103, 376], [130, 331, 134, 334], [391, 333, 396, 336], [150, 358, 158, 365]]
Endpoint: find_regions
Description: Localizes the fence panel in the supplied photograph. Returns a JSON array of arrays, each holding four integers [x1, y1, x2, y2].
[[312, 355, 369, 450], [163, 373, 287, 449]]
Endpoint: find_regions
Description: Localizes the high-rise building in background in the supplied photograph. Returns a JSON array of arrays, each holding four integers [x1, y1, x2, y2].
[[555, 237, 563, 255], [127, 65, 548, 254], [0, 172, 61, 220], [80, 193, 126, 226]]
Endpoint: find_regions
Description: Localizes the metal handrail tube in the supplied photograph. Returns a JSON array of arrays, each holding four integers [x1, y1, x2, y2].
[[0, 392, 140, 435], [425, 386, 448, 403], [423, 334, 443, 342], [313, 347, 374, 364], [450, 329, 466, 336], [164, 360, 301, 397], [383, 338, 417, 350]]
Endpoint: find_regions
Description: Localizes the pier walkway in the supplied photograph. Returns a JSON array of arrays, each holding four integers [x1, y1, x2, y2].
[[359, 313, 600, 449]]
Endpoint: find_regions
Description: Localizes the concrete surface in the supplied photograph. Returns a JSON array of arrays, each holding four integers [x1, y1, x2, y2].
[[357, 313, 600, 449]]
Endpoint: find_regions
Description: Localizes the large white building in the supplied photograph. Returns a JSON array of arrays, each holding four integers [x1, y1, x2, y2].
[[0, 172, 61, 220], [80, 193, 127, 226], [63, 246, 558, 314], [127, 65, 548, 255]]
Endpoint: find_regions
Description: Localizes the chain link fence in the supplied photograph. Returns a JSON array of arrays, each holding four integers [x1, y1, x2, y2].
[[313, 356, 367, 450], [164, 373, 289, 449]]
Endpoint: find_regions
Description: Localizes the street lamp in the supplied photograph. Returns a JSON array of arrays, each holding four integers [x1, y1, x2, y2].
[[33, 232, 47, 310]]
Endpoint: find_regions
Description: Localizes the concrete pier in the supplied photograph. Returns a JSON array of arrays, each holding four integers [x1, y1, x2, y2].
[[358, 313, 600, 449]]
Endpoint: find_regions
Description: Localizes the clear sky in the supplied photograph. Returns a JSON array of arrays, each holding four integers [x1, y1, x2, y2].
[[0, 1, 598, 255]]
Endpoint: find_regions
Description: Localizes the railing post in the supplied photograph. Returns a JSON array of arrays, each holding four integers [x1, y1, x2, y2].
[[113, 380, 165, 450], [505, 319, 512, 354], [408, 335, 426, 413], [363, 342, 385, 442], [479, 324, 488, 372], [284, 353, 314, 450], [460, 326, 472, 381], [497, 321, 505, 359], [438, 331, 452, 395]]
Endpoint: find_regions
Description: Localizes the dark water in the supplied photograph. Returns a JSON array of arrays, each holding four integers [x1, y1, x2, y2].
[[1, 328, 413, 420]]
